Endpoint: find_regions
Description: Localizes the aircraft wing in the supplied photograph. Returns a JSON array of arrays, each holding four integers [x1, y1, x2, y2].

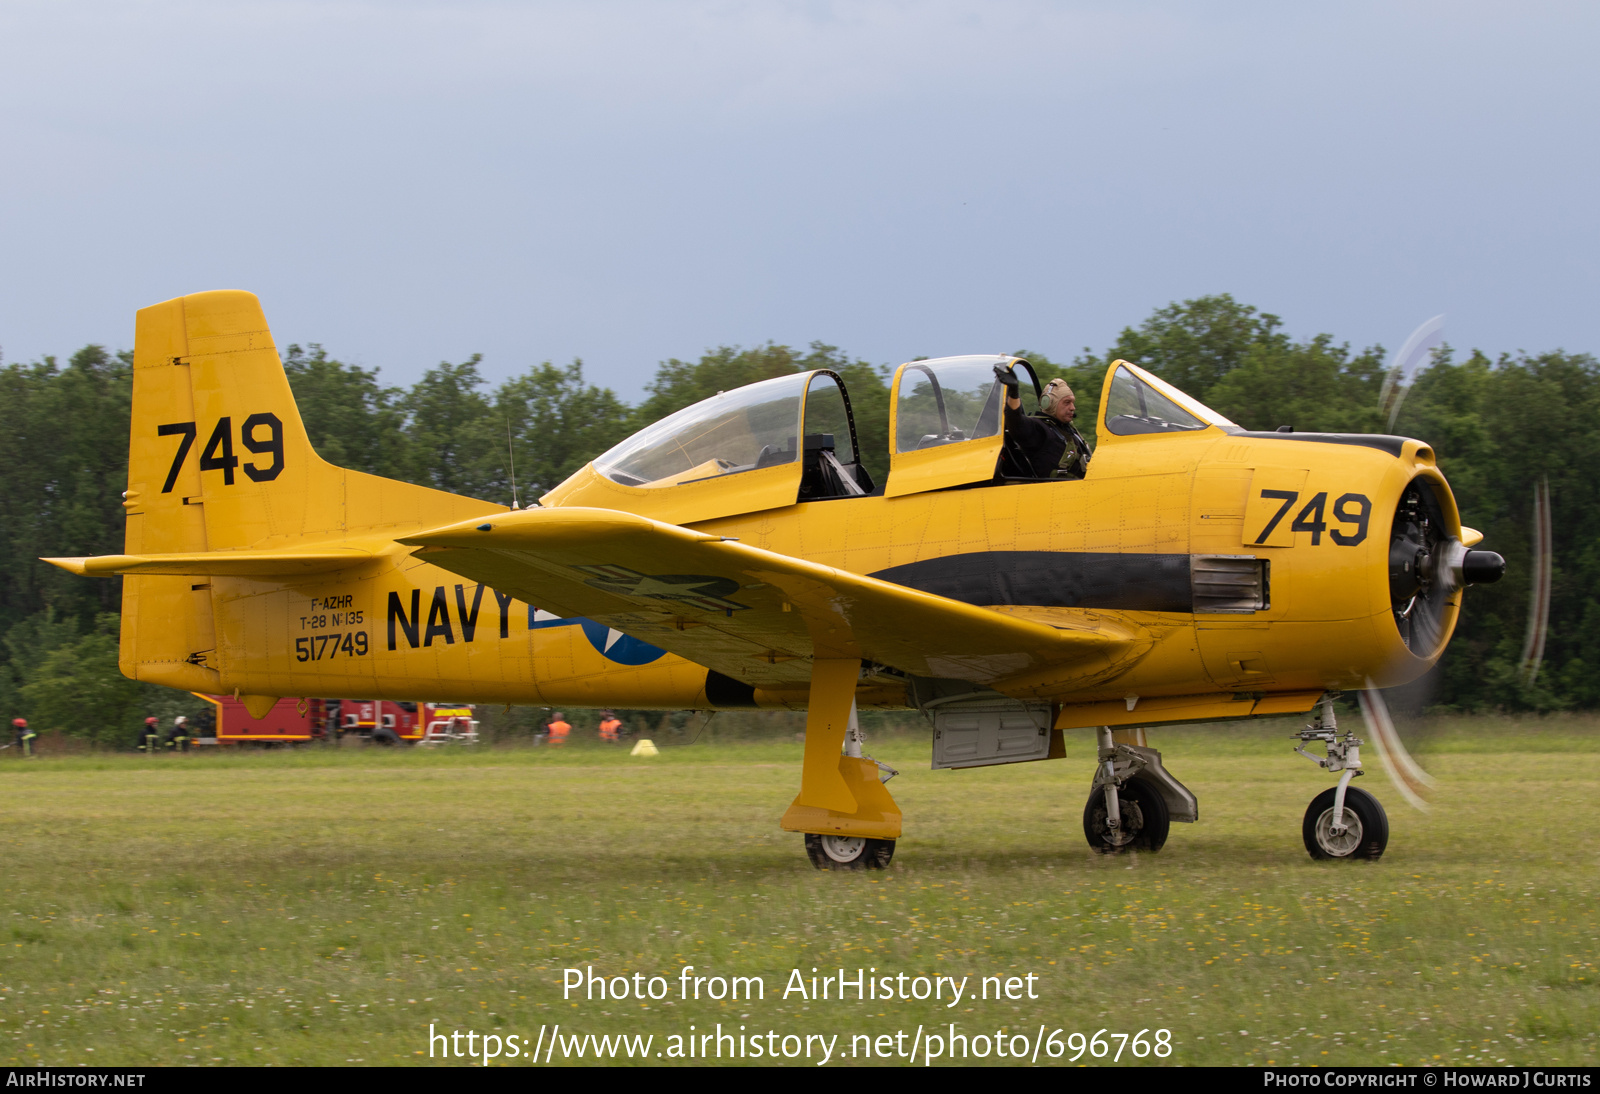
[[398, 507, 1147, 691]]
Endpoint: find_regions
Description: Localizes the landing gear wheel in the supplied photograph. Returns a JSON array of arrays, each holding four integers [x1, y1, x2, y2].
[[804, 833, 895, 871], [1302, 785, 1388, 860], [1083, 773, 1170, 853]]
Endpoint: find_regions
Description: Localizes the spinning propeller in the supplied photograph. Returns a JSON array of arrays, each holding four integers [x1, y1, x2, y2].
[[1378, 314, 1445, 432], [1355, 318, 1544, 811], [1519, 477, 1553, 688]]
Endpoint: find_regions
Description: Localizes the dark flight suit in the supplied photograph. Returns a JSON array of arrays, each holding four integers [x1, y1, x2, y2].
[[164, 722, 192, 753], [1003, 403, 1092, 480]]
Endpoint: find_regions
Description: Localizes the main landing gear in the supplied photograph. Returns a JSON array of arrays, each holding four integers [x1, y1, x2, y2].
[[1082, 726, 1198, 854], [790, 681, 901, 871], [1294, 697, 1389, 861], [805, 833, 896, 870], [807, 712, 899, 870]]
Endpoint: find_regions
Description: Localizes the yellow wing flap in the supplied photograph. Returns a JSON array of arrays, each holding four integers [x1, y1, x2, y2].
[[44, 548, 376, 577], [398, 507, 1145, 690]]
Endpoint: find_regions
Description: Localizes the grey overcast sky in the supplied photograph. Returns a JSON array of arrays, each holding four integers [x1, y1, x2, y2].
[[1, 1, 1596, 398]]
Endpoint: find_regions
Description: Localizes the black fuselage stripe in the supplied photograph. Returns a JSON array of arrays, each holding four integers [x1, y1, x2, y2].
[[870, 551, 1194, 614], [1228, 431, 1406, 456]]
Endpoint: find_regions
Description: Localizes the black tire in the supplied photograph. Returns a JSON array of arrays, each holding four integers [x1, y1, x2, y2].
[[371, 727, 400, 746], [1302, 785, 1388, 860], [804, 833, 895, 871], [1083, 773, 1170, 853]]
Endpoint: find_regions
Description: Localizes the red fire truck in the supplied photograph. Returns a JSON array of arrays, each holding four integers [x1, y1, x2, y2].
[[192, 695, 479, 746]]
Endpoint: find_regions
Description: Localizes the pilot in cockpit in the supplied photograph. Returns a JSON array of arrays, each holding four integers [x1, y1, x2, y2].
[[994, 364, 1092, 480]]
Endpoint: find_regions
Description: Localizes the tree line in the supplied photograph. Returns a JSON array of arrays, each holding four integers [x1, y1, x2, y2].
[[0, 295, 1588, 743]]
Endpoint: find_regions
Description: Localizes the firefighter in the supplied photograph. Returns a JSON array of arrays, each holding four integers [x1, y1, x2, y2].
[[323, 699, 343, 743], [11, 717, 37, 758], [191, 705, 215, 744], [136, 716, 161, 753], [598, 711, 622, 742], [547, 712, 572, 747], [164, 715, 193, 753]]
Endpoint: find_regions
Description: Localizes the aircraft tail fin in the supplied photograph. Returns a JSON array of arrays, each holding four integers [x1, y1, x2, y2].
[[116, 290, 501, 691]]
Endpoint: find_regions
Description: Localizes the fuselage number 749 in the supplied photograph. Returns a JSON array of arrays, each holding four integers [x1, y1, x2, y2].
[[1253, 490, 1370, 546]]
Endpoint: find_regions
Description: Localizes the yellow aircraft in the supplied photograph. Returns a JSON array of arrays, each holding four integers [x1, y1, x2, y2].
[[48, 291, 1505, 868]]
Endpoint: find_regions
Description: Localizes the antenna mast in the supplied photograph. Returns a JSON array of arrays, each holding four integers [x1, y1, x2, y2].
[[506, 418, 520, 510]]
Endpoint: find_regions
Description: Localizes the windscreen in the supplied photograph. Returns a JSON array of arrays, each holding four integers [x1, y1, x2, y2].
[[1103, 366, 1208, 436], [593, 373, 806, 487]]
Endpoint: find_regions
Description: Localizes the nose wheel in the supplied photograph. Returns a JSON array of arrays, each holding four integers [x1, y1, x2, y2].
[[1295, 696, 1390, 861], [1303, 785, 1388, 860]]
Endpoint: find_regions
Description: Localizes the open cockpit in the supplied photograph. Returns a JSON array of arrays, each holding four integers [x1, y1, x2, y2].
[[592, 370, 874, 500], [539, 354, 1238, 522]]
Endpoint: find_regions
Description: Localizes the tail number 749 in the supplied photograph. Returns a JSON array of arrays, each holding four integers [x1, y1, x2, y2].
[[156, 415, 284, 493]]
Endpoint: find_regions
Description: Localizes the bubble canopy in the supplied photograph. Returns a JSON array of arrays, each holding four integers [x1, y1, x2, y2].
[[593, 371, 858, 488]]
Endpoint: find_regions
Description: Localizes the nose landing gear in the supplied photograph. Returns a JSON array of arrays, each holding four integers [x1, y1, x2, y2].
[[1295, 697, 1389, 860], [1303, 785, 1388, 859]]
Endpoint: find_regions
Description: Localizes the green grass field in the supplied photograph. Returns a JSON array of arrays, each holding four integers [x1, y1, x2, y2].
[[1, 716, 1596, 1067]]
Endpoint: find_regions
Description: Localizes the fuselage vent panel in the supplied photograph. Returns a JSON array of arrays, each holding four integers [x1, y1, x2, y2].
[[1192, 555, 1269, 614]]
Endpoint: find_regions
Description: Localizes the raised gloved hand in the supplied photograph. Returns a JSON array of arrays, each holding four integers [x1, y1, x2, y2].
[[992, 362, 1019, 395]]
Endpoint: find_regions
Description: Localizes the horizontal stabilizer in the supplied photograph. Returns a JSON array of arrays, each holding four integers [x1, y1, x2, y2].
[[398, 507, 1145, 690], [45, 549, 376, 577]]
